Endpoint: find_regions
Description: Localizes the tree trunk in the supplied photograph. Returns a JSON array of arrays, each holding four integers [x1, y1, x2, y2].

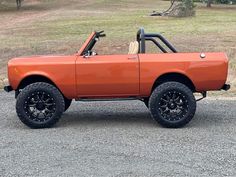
[[206, 0, 212, 7], [16, 0, 21, 10]]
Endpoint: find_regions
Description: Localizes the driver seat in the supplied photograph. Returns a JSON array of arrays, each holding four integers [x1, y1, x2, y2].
[[128, 41, 139, 54]]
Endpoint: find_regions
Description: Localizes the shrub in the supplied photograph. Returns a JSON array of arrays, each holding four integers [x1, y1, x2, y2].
[[169, 0, 196, 17]]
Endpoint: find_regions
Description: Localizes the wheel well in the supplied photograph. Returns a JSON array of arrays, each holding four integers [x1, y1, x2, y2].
[[16, 75, 72, 100], [152, 73, 195, 92], [17, 75, 56, 90], [16, 75, 65, 99]]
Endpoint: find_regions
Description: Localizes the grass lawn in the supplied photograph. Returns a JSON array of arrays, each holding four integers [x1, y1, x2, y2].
[[0, 0, 235, 95]]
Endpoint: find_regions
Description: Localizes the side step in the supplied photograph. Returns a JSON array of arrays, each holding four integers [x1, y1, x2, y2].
[[76, 97, 141, 102]]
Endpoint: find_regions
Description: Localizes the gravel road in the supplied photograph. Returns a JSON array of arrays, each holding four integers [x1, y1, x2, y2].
[[0, 91, 235, 177]]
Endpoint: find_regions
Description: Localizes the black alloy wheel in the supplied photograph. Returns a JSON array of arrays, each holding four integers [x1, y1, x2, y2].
[[149, 82, 196, 128], [158, 90, 188, 121], [23, 91, 56, 122], [16, 82, 65, 128]]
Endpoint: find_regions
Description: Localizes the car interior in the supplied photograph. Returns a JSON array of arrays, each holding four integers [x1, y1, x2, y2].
[[82, 28, 177, 57], [128, 41, 139, 54]]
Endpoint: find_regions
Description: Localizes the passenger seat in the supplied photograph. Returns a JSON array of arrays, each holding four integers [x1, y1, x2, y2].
[[128, 41, 139, 54]]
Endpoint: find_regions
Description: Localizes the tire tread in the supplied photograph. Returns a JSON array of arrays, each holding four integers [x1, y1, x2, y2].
[[149, 81, 196, 128], [16, 82, 65, 128]]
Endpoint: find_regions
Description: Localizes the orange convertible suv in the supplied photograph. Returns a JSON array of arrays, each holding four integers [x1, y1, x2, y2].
[[4, 28, 230, 128]]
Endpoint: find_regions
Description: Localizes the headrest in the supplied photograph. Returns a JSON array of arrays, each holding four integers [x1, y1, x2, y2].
[[128, 41, 139, 54]]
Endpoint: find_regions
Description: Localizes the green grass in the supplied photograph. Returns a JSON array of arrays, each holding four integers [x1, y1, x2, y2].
[[0, 0, 236, 95]]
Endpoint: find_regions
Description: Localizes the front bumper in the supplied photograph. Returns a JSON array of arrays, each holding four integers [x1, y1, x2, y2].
[[4, 85, 13, 92], [221, 84, 230, 91]]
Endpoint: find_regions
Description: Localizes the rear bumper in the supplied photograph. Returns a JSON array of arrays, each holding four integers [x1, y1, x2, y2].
[[221, 84, 230, 91], [4, 85, 13, 92]]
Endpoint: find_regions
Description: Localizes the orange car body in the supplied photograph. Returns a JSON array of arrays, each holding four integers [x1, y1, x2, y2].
[[7, 31, 229, 99]]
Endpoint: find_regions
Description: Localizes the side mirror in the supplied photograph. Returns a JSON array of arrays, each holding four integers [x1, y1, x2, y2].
[[83, 54, 90, 58], [83, 51, 91, 58]]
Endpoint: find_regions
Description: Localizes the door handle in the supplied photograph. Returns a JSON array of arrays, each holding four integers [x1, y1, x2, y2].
[[128, 56, 137, 60]]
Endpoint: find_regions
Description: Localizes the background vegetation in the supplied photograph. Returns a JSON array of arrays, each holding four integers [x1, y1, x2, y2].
[[0, 0, 235, 96]]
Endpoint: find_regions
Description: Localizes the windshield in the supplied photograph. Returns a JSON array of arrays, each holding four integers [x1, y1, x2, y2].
[[81, 31, 106, 56]]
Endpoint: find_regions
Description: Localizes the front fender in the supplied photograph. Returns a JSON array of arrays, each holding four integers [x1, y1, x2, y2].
[[7, 58, 77, 99]]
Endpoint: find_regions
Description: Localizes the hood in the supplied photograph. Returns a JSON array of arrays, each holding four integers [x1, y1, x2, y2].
[[8, 55, 76, 65]]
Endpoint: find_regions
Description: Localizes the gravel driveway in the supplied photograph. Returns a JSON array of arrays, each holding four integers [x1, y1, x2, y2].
[[0, 91, 235, 177]]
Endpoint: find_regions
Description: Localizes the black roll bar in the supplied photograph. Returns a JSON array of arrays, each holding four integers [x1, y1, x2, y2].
[[137, 28, 178, 53], [137, 28, 145, 53], [145, 37, 168, 53]]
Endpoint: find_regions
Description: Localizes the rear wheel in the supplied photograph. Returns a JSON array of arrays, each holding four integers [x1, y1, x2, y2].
[[149, 82, 196, 128], [16, 82, 65, 129]]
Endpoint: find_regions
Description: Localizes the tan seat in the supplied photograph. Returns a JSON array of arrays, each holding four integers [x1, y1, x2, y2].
[[128, 41, 139, 54]]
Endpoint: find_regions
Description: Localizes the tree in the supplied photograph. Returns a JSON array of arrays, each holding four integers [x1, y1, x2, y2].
[[150, 0, 177, 16], [150, 0, 196, 17], [207, 0, 212, 7], [16, 0, 21, 10]]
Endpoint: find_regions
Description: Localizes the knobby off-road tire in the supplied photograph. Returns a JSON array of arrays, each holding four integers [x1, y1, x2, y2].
[[16, 82, 65, 129], [64, 98, 72, 112], [149, 81, 196, 128]]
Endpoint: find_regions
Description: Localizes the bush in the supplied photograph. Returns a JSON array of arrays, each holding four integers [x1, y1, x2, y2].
[[214, 0, 236, 4], [194, 0, 236, 4], [169, 0, 196, 17]]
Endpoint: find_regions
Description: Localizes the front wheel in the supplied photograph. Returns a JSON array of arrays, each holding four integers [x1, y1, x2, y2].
[[149, 82, 196, 128], [64, 98, 72, 112], [143, 98, 149, 108], [16, 82, 65, 129]]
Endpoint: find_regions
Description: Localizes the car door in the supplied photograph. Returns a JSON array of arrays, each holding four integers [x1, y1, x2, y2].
[[75, 54, 139, 97]]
